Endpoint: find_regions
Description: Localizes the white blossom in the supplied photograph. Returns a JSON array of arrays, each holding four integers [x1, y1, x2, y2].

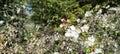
[[97, 9, 102, 14], [85, 41, 94, 46], [65, 25, 81, 42], [54, 52, 59, 54], [94, 48, 102, 53], [65, 31, 72, 37], [70, 25, 76, 30], [81, 24, 89, 32], [106, 5, 110, 9], [11, 16, 14, 19], [76, 18, 80, 23], [17, 8, 21, 14], [81, 19, 87, 23], [0, 20, 4, 25], [88, 35, 95, 42], [22, 5, 26, 9], [4, 13, 7, 17], [85, 11, 92, 17], [114, 43, 118, 48], [109, 7, 120, 11], [85, 35, 95, 46], [71, 31, 79, 42]]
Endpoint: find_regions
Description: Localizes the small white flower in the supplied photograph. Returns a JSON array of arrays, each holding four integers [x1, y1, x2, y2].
[[76, 18, 80, 23], [11, 16, 14, 19], [81, 25, 89, 32], [22, 5, 26, 9], [60, 24, 63, 28], [85, 35, 95, 46], [97, 9, 102, 14], [85, 41, 94, 46], [114, 43, 118, 48], [95, 5, 100, 9], [109, 7, 120, 11], [68, 48, 72, 51], [111, 23, 115, 29], [81, 19, 87, 23], [65, 31, 72, 37], [71, 31, 79, 42], [4, 4, 7, 7], [59, 23, 65, 28], [54, 52, 59, 54], [0, 20, 4, 25], [85, 11, 92, 17], [106, 5, 110, 9], [4, 13, 7, 17], [70, 25, 76, 30], [17, 8, 21, 14], [94, 48, 102, 53], [88, 35, 95, 42]]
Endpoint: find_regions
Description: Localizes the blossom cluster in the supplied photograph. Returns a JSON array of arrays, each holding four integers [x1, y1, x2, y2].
[[64, 24, 89, 42]]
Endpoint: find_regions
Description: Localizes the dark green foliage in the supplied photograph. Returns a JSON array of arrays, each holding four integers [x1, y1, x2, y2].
[[30, 0, 85, 30]]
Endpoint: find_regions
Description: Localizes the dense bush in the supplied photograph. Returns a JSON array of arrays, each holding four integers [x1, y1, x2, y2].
[[0, 0, 120, 54]]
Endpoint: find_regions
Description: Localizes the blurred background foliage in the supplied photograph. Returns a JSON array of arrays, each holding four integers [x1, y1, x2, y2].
[[0, 0, 120, 54]]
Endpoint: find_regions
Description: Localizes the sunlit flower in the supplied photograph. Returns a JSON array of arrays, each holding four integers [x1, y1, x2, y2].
[[65, 31, 72, 37], [94, 48, 102, 53], [11, 16, 14, 19], [54, 52, 59, 54], [110, 23, 115, 29], [71, 31, 79, 42], [97, 9, 102, 14], [109, 7, 120, 11], [81, 19, 87, 23], [60, 23, 65, 28], [17, 8, 21, 14], [0, 20, 4, 25], [70, 25, 76, 30], [65, 25, 80, 42], [81, 24, 89, 32], [106, 5, 110, 9], [22, 5, 26, 9], [85, 11, 92, 17], [88, 35, 95, 42], [85, 35, 95, 46], [4, 13, 7, 17], [114, 43, 118, 48], [76, 18, 80, 23]]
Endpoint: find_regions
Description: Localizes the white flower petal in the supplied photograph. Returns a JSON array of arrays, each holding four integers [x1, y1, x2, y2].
[[76, 19, 80, 23], [0, 20, 4, 24], [95, 48, 102, 53], [85, 11, 92, 17], [70, 25, 76, 30], [81, 19, 87, 23], [88, 35, 95, 42], [54, 52, 59, 54], [17, 8, 21, 14], [81, 25, 89, 32], [97, 9, 102, 14], [65, 32, 72, 37]]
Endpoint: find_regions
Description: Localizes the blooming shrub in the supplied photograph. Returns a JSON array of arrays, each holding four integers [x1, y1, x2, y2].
[[0, 0, 120, 54]]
